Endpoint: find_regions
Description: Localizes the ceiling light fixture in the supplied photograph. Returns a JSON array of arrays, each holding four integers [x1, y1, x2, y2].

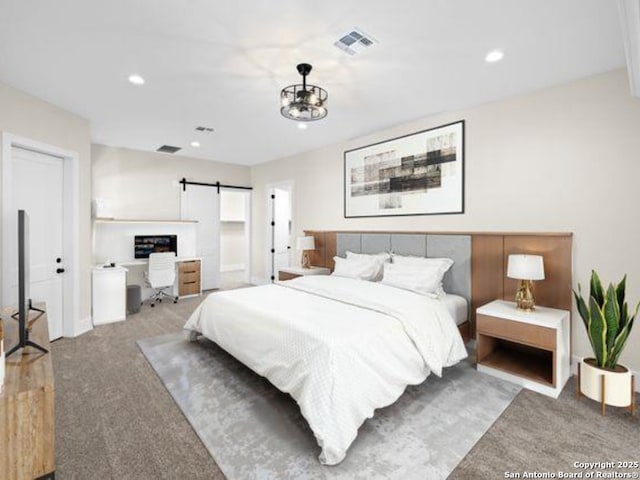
[[128, 74, 145, 85], [485, 50, 504, 63], [191, 141, 201, 148], [280, 63, 328, 122]]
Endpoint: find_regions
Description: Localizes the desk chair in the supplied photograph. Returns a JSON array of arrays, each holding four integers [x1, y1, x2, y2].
[[145, 252, 178, 307]]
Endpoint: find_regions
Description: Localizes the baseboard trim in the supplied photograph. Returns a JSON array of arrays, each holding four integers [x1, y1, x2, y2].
[[220, 264, 245, 273], [250, 276, 270, 286], [571, 355, 640, 393]]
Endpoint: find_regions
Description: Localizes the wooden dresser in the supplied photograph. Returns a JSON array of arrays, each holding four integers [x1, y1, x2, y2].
[[178, 259, 202, 298], [0, 308, 55, 480]]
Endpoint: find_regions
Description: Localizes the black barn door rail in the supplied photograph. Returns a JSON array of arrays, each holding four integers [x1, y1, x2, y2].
[[179, 178, 253, 193]]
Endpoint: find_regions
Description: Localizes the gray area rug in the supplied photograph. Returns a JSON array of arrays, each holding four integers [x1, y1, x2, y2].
[[138, 333, 521, 480]]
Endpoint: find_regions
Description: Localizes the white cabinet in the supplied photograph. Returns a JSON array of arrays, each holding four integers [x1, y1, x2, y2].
[[92, 266, 127, 325]]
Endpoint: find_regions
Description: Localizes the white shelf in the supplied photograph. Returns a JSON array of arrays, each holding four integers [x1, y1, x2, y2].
[[94, 218, 198, 224]]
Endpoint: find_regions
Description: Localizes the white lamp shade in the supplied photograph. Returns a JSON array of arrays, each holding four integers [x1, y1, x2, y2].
[[296, 236, 315, 251], [507, 254, 545, 280]]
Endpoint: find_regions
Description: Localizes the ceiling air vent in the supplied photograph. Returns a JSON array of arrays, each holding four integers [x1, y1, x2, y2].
[[334, 28, 377, 55], [156, 145, 182, 154], [195, 126, 214, 133]]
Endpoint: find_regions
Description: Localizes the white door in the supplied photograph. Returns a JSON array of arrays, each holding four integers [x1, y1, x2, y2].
[[272, 187, 292, 278], [3, 147, 65, 340], [181, 185, 220, 290]]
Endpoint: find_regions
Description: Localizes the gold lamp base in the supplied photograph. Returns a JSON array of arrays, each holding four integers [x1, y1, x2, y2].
[[301, 251, 311, 269], [515, 279, 536, 311]]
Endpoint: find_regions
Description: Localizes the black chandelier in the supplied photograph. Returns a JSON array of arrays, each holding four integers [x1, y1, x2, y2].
[[280, 63, 328, 122]]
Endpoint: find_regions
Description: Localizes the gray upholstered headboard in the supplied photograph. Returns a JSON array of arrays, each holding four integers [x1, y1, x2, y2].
[[335, 233, 472, 302]]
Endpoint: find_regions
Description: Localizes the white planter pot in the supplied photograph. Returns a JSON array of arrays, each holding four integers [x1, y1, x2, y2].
[[580, 358, 632, 407]]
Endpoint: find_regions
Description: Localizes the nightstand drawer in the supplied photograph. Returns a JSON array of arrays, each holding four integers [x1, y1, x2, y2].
[[477, 313, 555, 350], [278, 271, 300, 281]]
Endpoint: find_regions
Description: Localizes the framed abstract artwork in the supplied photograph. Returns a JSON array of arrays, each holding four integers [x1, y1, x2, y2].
[[344, 120, 464, 218]]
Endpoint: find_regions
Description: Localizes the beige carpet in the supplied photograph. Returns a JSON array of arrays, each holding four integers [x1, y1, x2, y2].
[[52, 288, 640, 479]]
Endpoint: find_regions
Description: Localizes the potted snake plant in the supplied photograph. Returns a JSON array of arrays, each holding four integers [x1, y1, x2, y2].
[[574, 271, 638, 412]]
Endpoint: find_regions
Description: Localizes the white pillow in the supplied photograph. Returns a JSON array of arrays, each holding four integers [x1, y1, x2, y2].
[[381, 263, 445, 297], [392, 255, 453, 294], [392, 255, 454, 271], [332, 256, 380, 281], [345, 251, 391, 281]]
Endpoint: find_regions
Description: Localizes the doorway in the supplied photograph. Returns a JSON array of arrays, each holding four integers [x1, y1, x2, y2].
[[219, 189, 251, 289], [1, 134, 80, 340], [266, 181, 293, 282], [181, 183, 252, 291]]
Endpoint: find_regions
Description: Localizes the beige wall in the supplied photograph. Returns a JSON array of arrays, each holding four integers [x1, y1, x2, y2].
[[251, 68, 640, 371], [0, 81, 92, 333], [92, 144, 250, 220]]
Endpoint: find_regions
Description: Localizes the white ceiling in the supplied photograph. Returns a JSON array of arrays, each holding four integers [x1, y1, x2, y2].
[[0, 0, 626, 166]]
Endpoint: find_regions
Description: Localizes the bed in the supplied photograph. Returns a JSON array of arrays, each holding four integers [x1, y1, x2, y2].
[[184, 274, 468, 465]]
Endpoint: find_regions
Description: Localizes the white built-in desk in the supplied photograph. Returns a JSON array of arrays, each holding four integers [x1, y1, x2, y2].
[[118, 256, 201, 267], [118, 257, 203, 299], [93, 266, 128, 325], [92, 258, 203, 321]]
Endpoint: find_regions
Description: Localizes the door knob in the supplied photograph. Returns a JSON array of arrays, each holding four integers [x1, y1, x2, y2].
[[56, 268, 65, 274], [56, 257, 62, 263]]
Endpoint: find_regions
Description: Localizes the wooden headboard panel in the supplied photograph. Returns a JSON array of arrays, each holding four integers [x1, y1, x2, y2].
[[304, 230, 573, 336]]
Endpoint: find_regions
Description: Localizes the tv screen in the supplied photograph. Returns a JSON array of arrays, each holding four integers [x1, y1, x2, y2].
[[18, 210, 30, 322], [134, 235, 177, 259]]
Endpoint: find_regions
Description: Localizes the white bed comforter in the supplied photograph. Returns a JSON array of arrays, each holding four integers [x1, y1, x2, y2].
[[184, 275, 467, 465]]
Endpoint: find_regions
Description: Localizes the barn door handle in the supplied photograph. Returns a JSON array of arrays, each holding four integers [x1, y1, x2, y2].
[[56, 268, 65, 274]]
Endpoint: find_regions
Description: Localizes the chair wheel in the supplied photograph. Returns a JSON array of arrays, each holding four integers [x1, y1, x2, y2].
[[151, 303, 155, 308], [173, 300, 178, 304], [159, 298, 162, 302]]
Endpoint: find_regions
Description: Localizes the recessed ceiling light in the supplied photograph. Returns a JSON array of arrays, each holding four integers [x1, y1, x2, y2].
[[190, 141, 201, 148], [128, 74, 145, 85], [485, 50, 504, 63], [297, 123, 308, 130]]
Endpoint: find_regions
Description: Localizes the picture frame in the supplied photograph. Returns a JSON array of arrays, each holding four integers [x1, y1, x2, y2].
[[344, 120, 465, 218]]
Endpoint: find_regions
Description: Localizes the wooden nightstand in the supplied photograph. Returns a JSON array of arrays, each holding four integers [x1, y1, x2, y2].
[[476, 300, 570, 398], [278, 266, 330, 281]]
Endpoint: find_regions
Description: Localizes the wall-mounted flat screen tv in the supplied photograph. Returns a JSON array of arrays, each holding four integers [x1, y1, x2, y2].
[[134, 235, 178, 259]]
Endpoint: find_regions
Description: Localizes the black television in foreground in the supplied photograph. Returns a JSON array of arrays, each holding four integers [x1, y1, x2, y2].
[[7, 210, 47, 357]]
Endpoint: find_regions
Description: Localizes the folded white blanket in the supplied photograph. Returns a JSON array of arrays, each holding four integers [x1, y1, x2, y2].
[[184, 275, 467, 465]]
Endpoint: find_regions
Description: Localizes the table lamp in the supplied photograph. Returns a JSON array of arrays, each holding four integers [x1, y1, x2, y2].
[[507, 254, 545, 311], [296, 236, 315, 269]]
